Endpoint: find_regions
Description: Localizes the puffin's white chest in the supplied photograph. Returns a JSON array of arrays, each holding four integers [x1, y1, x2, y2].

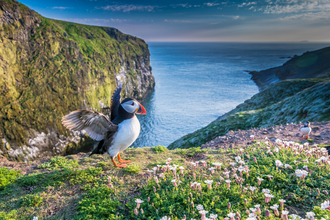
[[108, 116, 140, 157], [301, 127, 311, 135]]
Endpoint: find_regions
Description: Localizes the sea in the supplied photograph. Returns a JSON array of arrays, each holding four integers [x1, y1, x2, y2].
[[134, 42, 330, 148]]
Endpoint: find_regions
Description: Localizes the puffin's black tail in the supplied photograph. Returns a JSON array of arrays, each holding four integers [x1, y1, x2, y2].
[[89, 140, 106, 157]]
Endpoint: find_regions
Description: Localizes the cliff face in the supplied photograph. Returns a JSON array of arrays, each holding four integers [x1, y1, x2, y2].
[[250, 46, 330, 91], [0, 0, 155, 161]]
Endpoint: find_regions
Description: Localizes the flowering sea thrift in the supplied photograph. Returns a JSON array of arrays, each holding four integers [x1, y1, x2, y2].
[[125, 137, 330, 220], [321, 200, 330, 210], [264, 193, 274, 203], [199, 210, 208, 219], [135, 199, 143, 208], [279, 199, 286, 209], [306, 211, 315, 219], [275, 160, 283, 168], [205, 180, 213, 190], [270, 204, 280, 216]]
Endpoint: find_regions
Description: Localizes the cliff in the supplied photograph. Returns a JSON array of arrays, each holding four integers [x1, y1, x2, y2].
[[168, 78, 330, 149], [0, 0, 155, 161], [250, 46, 330, 91]]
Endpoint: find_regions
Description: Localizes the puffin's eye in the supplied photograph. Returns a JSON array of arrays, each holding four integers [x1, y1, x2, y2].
[[131, 102, 134, 106]]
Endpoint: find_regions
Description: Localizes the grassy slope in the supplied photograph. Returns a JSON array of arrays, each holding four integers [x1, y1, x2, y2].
[[0, 0, 153, 157], [168, 79, 330, 149], [250, 46, 330, 91], [1, 141, 330, 219]]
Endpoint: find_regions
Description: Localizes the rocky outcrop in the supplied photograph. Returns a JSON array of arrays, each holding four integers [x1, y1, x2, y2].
[[0, 0, 155, 161], [201, 121, 330, 150], [250, 46, 330, 91]]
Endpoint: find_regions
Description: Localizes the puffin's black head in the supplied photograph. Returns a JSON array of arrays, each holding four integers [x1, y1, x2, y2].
[[304, 121, 310, 127], [121, 98, 146, 115], [112, 98, 146, 124]]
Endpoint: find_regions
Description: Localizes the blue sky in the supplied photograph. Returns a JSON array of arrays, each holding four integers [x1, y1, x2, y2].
[[19, 0, 330, 42]]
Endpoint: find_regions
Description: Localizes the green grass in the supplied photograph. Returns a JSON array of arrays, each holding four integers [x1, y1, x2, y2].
[[152, 145, 168, 154], [20, 194, 44, 207], [1, 143, 330, 219], [124, 164, 142, 174], [0, 167, 22, 190], [37, 156, 80, 170]]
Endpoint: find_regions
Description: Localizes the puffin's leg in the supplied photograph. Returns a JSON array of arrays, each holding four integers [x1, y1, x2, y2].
[[306, 135, 309, 139], [118, 154, 131, 163], [111, 157, 127, 168]]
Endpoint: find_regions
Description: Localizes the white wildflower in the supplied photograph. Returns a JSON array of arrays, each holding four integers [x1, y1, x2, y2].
[[227, 212, 236, 218], [196, 204, 204, 211], [321, 200, 330, 210], [275, 160, 283, 167]]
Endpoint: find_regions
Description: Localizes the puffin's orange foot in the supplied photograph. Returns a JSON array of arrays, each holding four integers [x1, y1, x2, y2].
[[115, 163, 127, 168], [111, 157, 127, 168], [306, 135, 309, 139], [118, 154, 131, 163]]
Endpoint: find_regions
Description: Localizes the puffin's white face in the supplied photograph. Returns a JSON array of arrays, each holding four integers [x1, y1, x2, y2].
[[121, 100, 139, 113]]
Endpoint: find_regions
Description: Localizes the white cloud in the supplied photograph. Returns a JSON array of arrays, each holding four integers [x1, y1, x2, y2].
[[204, 2, 221, 6], [52, 6, 70, 10], [222, 15, 240, 19], [263, 0, 330, 14], [99, 5, 159, 12], [238, 2, 257, 7], [279, 11, 330, 20], [172, 3, 192, 8], [164, 19, 191, 23], [252, 0, 330, 21]]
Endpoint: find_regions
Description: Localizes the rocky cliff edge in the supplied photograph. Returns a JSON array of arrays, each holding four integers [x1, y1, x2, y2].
[[0, 0, 155, 161]]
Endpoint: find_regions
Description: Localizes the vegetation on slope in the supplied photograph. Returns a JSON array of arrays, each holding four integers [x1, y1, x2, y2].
[[168, 79, 330, 149], [1, 139, 330, 219], [250, 46, 330, 90], [0, 0, 154, 159]]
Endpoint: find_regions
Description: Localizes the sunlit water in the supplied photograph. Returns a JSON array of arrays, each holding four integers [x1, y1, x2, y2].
[[134, 42, 330, 148]]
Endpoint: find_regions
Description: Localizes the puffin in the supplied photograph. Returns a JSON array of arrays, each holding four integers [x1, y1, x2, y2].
[[300, 121, 312, 139], [61, 85, 146, 167]]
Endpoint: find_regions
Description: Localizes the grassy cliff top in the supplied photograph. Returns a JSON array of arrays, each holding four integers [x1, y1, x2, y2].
[[1, 140, 330, 219]]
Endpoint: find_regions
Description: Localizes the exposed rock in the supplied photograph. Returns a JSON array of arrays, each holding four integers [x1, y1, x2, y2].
[[201, 121, 330, 150], [0, 0, 155, 161]]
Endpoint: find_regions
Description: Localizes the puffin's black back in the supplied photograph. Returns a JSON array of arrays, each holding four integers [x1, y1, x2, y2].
[[110, 85, 122, 121], [90, 85, 122, 156]]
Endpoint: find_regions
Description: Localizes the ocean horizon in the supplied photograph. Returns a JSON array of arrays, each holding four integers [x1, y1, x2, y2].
[[134, 42, 330, 148]]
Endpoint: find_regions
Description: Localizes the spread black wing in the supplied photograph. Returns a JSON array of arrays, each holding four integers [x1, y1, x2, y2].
[[61, 110, 118, 141], [110, 85, 122, 121]]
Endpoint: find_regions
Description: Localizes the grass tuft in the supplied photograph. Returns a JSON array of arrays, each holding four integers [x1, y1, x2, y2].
[[124, 164, 142, 174], [152, 145, 168, 154]]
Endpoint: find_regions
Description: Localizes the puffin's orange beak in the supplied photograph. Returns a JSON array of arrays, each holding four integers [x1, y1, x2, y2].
[[136, 104, 147, 115]]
